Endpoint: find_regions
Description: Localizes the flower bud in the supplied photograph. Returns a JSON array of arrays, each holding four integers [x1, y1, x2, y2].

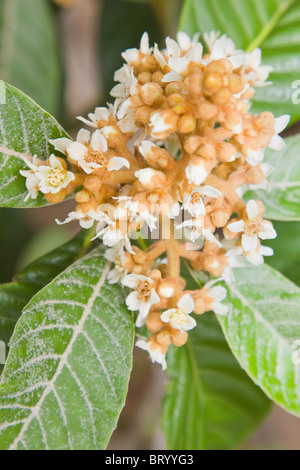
[[75, 189, 91, 203], [212, 88, 231, 105], [135, 168, 166, 190], [203, 72, 223, 95], [210, 209, 230, 228], [156, 329, 172, 347], [140, 82, 163, 106], [84, 175, 102, 192], [146, 311, 165, 333], [138, 72, 152, 84], [177, 113, 197, 133], [171, 329, 188, 347]]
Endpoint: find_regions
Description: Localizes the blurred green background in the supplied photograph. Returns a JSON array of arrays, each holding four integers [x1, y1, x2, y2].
[[0, 0, 299, 450]]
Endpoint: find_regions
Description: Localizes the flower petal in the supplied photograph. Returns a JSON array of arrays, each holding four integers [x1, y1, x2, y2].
[[177, 293, 194, 314], [246, 199, 259, 220], [242, 234, 258, 252]]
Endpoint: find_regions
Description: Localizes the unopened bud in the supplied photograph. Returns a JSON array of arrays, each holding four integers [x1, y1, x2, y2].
[[210, 209, 230, 227], [138, 72, 152, 84], [135, 168, 166, 190], [203, 72, 223, 95], [140, 82, 163, 106], [178, 113, 197, 133], [84, 175, 102, 192], [212, 88, 231, 105], [151, 71, 164, 85], [156, 329, 172, 347], [75, 189, 91, 203], [227, 74, 245, 94], [146, 311, 164, 333], [171, 330, 188, 347]]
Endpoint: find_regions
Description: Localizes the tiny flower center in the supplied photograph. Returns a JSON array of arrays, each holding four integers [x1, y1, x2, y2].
[[47, 168, 66, 187], [86, 147, 108, 166], [244, 217, 261, 236], [190, 192, 202, 204], [137, 281, 151, 301], [171, 309, 188, 327]]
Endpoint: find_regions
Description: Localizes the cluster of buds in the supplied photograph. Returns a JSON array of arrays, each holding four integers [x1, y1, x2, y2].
[[20, 31, 289, 369]]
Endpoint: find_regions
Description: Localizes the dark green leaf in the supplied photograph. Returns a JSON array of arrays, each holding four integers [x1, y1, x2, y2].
[[0, 0, 62, 117]]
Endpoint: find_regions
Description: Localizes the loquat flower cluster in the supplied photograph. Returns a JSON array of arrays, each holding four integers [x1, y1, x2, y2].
[[20, 31, 289, 369]]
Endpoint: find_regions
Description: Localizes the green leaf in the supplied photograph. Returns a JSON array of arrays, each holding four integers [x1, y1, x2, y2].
[[162, 265, 270, 450], [244, 134, 300, 221], [0, 247, 134, 450], [0, 0, 61, 117], [163, 314, 270, 450], [218, 264, 300, 417], [0, 80, 69, 208], [179, 0, 300, 124], [266, 220, 300, 286], [0, 230, 91, 351]]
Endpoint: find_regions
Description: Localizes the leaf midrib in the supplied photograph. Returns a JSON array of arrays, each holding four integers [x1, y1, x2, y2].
[[9, 260, 111, 450], [246, 0, 296, 52]]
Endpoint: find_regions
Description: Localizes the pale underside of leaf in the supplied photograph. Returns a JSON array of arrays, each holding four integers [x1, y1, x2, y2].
[[0, 248, 134, 450], [218, 264, 300, 417]]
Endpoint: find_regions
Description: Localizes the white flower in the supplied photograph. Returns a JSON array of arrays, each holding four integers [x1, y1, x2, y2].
[[203, 31, 221, 51], [122, 274, 160, 327], [55, 208, 102, 229], [246, 148, 265, 167], [221, 247, 245, 283], [183, 185, 222, 217], [230, 245, 274, 266], [161, 294, 196, 332], [136, 338, 167, 370], [176, 31, 200, 52], [166, 202, 181, 219], [50, 129, 129, 174], [122, 32, 152, 64], [104, 245, 127, 284], [111, 64, 138, 102], [126, 199, 158, 231], [245, 245, 274, 265], [77, 105, 115, 128], [204, 281, 228, 316], [97, 223, 134, 254], [269, 114, 290, 151], [207, 34, 245, 69], [117, 108, 139, 133], [20, 155, 42, 201], [23, 154, 74, 196], [227, 199, 277, 253], [243, 48, 273, 87], [176, 218, 222, 247], [246, 115, 290, 166]]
